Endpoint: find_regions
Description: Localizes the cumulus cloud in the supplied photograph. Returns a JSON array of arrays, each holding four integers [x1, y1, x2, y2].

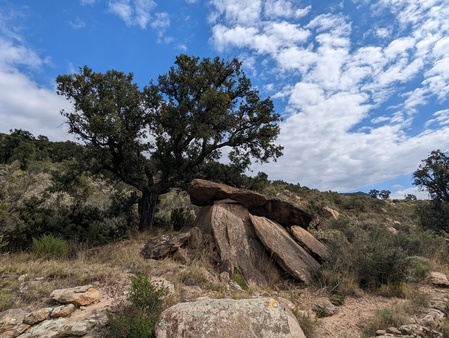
[[108, 0, 157, 29], [0, 15, 67, 140], [209, 0, 449, 192]]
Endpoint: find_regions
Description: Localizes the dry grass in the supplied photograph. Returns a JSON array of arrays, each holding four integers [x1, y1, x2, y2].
[[0, 233, 159, 312]]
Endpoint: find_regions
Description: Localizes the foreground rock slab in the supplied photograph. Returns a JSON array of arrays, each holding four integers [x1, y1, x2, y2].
[[155, 297, 306, 338], [250, 215, 320, 285]]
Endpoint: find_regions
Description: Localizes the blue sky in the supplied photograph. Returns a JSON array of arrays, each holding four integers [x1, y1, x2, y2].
[[1, 0, 449, 199]]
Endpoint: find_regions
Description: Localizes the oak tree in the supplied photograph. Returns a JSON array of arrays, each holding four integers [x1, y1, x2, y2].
[[56, 55, 283, 231]]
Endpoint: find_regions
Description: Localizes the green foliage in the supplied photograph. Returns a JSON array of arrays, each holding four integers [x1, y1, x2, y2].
[[293, 310, 317, 338], [232, 272, 249, 291], [360, 307, 406, 338], [171, 208, 195, 232], [413, 149, 449, 202], [108, 275, 165, 338], [416, 199, 449, 233], [31, 235, 69, 260], [56, 55, 283, 230]]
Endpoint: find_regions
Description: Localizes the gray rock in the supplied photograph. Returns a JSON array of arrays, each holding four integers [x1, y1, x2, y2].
[[141, 232, 191, 259], [250, 215, 320, 285], [155, 297, 306, 338], [430, 272, 449, 288], [290, 226, 330, 263], [196, 203, 282, 285]]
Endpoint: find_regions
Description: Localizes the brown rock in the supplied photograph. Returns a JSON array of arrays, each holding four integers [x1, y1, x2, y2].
[[51, 304, 76, 318], [250, 215, 320, 285], [140, 232, 191, 259], [155, 297, 306, 338], [322, 206, 339, 219], [290, 226, 330, 263], [187, 227, 203, 249], [50, 287, 100, 306], [0, 308, 29, 337], [189, 179, 268, 208], [23, 308, 52, 325], [189, 179, 312, 228], [201, 203, 282, 285]]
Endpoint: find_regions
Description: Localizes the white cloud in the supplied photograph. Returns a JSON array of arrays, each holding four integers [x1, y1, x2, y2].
[[80, 0, 97, 5], [210, 0, 449, 191], [264, 0, 311, 19], [68, 17, 86, 30], [209, 0, 262, 25], [108, 0, 156, 29], [151, 12, 170, 31], [0, 36, 68, 140]]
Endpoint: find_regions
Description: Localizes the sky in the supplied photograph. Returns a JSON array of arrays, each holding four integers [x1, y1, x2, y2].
[[1, 0, 449, 199]]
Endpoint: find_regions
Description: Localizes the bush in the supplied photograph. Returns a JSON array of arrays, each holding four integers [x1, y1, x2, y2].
[[108, 275, 166, 338], [31, 235, 68, 260], [322, 227, 412, 295]]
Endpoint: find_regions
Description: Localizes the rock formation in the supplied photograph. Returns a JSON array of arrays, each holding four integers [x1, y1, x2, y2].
[[155, 297, 306, 338], [142, 179, 330, 286]]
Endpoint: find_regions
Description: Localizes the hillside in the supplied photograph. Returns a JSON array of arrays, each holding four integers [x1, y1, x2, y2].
[[1, 166, 449, 336], [1, 132, 449, 337]]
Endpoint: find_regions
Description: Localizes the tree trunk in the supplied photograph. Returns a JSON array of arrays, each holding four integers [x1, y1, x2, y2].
[[138, 191, 159, 232]]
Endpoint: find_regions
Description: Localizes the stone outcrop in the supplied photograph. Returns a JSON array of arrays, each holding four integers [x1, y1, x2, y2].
[[290, 226, 330, 263], [250, 215, 321, 285], [0, 285, 108, 338], [141, 232, 191, 259], [147, 179, 327, 285], [196, 203, 282, 285], [189, 179, 312, 228], [155, 297, 306, 338]]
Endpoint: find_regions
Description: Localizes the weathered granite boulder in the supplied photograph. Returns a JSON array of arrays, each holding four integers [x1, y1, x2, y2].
[[194, 202, 282, 285], [50, 286, 101, 306], [290, 226, 330, 263], [141, 232, 191, 259], [0, 286, 110, 338], [430, 272, 449, 288], [155, 297, 306, 338], [322, 206, 339, 220], [189, 179, 312, 228], [250, 215, 320, 285]]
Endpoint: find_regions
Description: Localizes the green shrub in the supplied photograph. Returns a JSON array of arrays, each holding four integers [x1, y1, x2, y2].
[[406, 256, 431, 282], [293, 310, 317, 338], [322, 227, 413, 294], [233, 272, 249, 291], [360, 307, 406, 338], [171, 207, 195, 232], [31, 235, 68, 260], [108, 275, 166, 338]]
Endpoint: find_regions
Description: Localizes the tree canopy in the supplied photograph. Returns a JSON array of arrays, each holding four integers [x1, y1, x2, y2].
[[413, 149, 449, 202], [56, 55, 283, 231]]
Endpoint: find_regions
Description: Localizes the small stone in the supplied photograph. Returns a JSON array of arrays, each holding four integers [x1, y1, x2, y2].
[[375, 329, 386, 335], [219, 271, 230, 283], [23, 308, 52, 325], [386, 326, 401, 335], [51, 304, 76, 318], [430, 271, 449, 288], [312, 301, 336, 318]]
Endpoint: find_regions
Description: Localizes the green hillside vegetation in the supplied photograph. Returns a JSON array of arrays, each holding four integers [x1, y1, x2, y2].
[[1, 129, 449, 336]]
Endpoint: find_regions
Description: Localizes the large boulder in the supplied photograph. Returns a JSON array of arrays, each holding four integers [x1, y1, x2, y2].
[[250, 215, 321, 285], [290, 226, 330, 263], [189, 179, 312, 228], [141, 232, 191, 259], [194, 202, 282, 285], [155, 297, 306, 338]]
